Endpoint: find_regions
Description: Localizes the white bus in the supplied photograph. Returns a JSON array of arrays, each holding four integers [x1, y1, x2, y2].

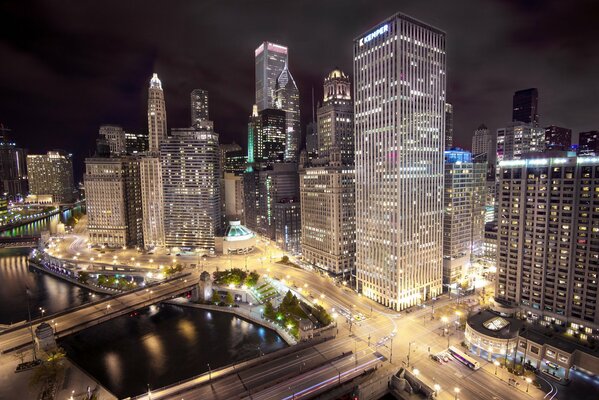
[[448, 346, 481, 370]]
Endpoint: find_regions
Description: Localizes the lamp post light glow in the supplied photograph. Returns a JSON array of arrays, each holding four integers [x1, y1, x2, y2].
[[454, 387, 460, 400], [526, 377, 532, 392]]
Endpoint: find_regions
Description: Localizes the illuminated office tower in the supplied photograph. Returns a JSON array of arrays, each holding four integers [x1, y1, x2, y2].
[[354, 13, 446, 310], [496, 156, 599, 334], [247, 108, 286, 166], [191, 89, 209, 128], [496, 122, 545, 163], [125, 131, 149, 154], [141, 73, 167, 248], [274, 63, 301, 162], [255, 42, 288, 111], [161, 128, 221, 251], [26, 151, 75, 203], [301, 68, 355, 278]]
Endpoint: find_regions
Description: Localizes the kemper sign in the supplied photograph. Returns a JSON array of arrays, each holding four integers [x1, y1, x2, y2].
[[359, 24, 389, 46]]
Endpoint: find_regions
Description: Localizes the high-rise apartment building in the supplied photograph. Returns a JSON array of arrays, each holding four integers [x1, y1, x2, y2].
[[578, 131, 599, 156], [496, 122, 545, 163], [274, 63, 301, 162], [99, 125, 126, 156], [255, 42, 288, 111], [496, 155, 599, 334], [512, 88, 539, 127], [85, 156, 143, 247], [445, 103, 454, 150], [471, 155, 488, 260], [161, 128, 221, 251], [0, 127, 27, 199], [544, 125, 572, 151], [141, 73, 167, 248], [26, 151, 75, 203], [191, 89, 209, 128], [354, 13, 446, 310], [301, 68, 355, 278]]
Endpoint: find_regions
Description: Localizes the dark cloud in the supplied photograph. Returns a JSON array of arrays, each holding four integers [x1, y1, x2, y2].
[[1, 0, 598, 180]]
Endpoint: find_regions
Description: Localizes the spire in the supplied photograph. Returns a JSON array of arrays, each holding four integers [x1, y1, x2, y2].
[[150, 73, 162, 90], [277, 62, 297, 90]]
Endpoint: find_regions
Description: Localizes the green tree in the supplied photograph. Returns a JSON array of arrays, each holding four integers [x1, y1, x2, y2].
[[246, 271, 260, 287], [264, 300, 276, 320], [97, 275, 108, 286], [211, 290, 221, 304], [225, 291, 235, 305], [280, 255, 289, 264], [29, 349, 66, 387], [77, 271, 90, 284]]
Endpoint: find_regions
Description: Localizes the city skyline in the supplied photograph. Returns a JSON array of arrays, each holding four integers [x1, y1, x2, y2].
[[2, 1, 598, 179]]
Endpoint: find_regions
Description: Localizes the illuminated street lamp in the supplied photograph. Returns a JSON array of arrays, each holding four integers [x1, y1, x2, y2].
[[413, 368, 420, 376], [526, 377, 532, 392], [454, 387, 460, 400], [434, 384, 441, 394], [494, 360, 500, 375]]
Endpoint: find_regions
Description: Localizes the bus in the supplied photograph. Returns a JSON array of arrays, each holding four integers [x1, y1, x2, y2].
[[448, 346, 481, 370]]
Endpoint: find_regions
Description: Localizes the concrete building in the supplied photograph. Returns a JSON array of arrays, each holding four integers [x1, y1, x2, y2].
[[99, 125, 126, 156], [224, 172, 244, 220], [544, 125, 572, 151], [496, 155, 599, 336], [354, 13, 446, 310], [300, 68, 355, 278], [472, 124, 495, 162], [215, 220, 256, 255], [26, 151, 75, 203], [161, 127, 221, 251], [483, 222, 498, 263], [191, 89, 209, 128], [141, 73, 167, 249], [512, 88, 539, 127], [85, 156, 143, 247]]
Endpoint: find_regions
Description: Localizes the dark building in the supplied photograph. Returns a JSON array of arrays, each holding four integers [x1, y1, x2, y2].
[[512, 88, 539, 127], [445, 103, 453, 150], [125, 132, 149, 154], [0, 139, 27, 200], [578, 131, 599, 156], [544, 126, 572, 151]]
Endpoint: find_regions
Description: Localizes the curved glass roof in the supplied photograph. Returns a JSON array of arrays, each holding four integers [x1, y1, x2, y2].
[[483, 316, 510, 331], [224, 221, 255, 242]]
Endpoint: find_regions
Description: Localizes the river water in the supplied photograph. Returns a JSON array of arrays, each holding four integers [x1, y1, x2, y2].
[[0, 212, 287, 398]]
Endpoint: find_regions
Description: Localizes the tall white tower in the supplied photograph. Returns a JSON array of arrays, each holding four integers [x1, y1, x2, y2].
[[147, 73, 167, 152], [354, 13, 446, 310]]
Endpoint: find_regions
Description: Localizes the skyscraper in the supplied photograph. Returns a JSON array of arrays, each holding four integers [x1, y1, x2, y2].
[[0, 126, 27, 199], [496, 155, 599, 334], [141, 73, 167, 248], [301, 68, 355, 278], [512, 88, 539, 127], [26, 151, 75, 203], [471, 124, 494, 159], [578, 131, 599, 156], [161, 128, 221, 251], [317, 69, 353, 165], [191, 89, 209, 128], [255, 42, 288, 111], [445, 103, 454, 150], [544, 125, 572, 151], [354, 13, 446, 310], [248, 108, 286, 166], [148, 73, 167, 151], [125, 131, 149, 154], [274, 63, 301, 162]]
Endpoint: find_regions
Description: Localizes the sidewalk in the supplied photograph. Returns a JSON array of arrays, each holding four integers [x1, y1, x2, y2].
[[480, 359, 545, 398]]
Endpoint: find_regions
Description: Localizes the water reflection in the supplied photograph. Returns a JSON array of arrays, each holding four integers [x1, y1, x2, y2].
[[0, 205, 83, 238], [61, 304, 287, 398], [0, 248, 106, 324]]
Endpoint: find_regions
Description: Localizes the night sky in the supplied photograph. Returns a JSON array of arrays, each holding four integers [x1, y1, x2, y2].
[[1, 0, 599, 181]]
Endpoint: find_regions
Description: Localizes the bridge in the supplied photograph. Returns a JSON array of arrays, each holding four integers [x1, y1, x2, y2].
[[0, 272, 198, 354], [0, 235, 39, 248]]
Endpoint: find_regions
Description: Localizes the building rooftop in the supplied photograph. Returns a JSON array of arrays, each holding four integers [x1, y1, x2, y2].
[[467, 310, 522, 340], [223, 221, 255, 242]]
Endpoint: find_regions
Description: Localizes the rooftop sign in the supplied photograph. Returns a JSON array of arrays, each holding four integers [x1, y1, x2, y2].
[[359, 24, 389, 46]]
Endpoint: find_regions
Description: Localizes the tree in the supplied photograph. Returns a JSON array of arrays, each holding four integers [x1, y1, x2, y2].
[[77, 271, 90, 284], [97, 275, 108, 287], [264, 301, 276, 320], [246, 271, 260, 287], [280, 255, 289, 264], [29, 349, 66, 387], [211, 290, 221, 304], [225, 291, 234, 306]]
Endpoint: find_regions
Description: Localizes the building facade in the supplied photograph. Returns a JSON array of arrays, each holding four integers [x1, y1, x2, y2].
[[496, 122, 545, 163], [578, 131, 599, 156], [125, 132, 149, 154], [85, 157, 143, 247], [161, 128, 221, 251], [445, 103, 453, 150], [191, 89, 209, 128], [255, 42, 288, 112], [512, 88, 539, 127], [545, 126, 572, 151], [99, 125, 126, 156], [26, 151, 75, 203], [274, 63, 301, 162], [0, 129, 27, 200], [496, 156, 599, 333], [354, 13, 446, 310]]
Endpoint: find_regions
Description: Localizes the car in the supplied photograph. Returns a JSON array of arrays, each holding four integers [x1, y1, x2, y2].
[[442, 355, 450, 362], [430, 354, 443, 364]]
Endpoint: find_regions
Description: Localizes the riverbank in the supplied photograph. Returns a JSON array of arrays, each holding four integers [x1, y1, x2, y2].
[[0, 207, 62, 233], [166, 299, 298, 345], [29, 258, 117, 295]]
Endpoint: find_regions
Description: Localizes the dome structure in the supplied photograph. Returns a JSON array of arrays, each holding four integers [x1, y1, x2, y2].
[[216, 221, 257, 255]]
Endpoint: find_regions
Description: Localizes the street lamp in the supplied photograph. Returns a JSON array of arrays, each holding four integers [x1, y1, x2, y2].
[[526, 377, 532, 392], [407, 341, 415, 367], [413, 368, 420, 377], [494, 360, 500, 375], [454, 387, 460, 400], [433, 384, 441, 395]]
